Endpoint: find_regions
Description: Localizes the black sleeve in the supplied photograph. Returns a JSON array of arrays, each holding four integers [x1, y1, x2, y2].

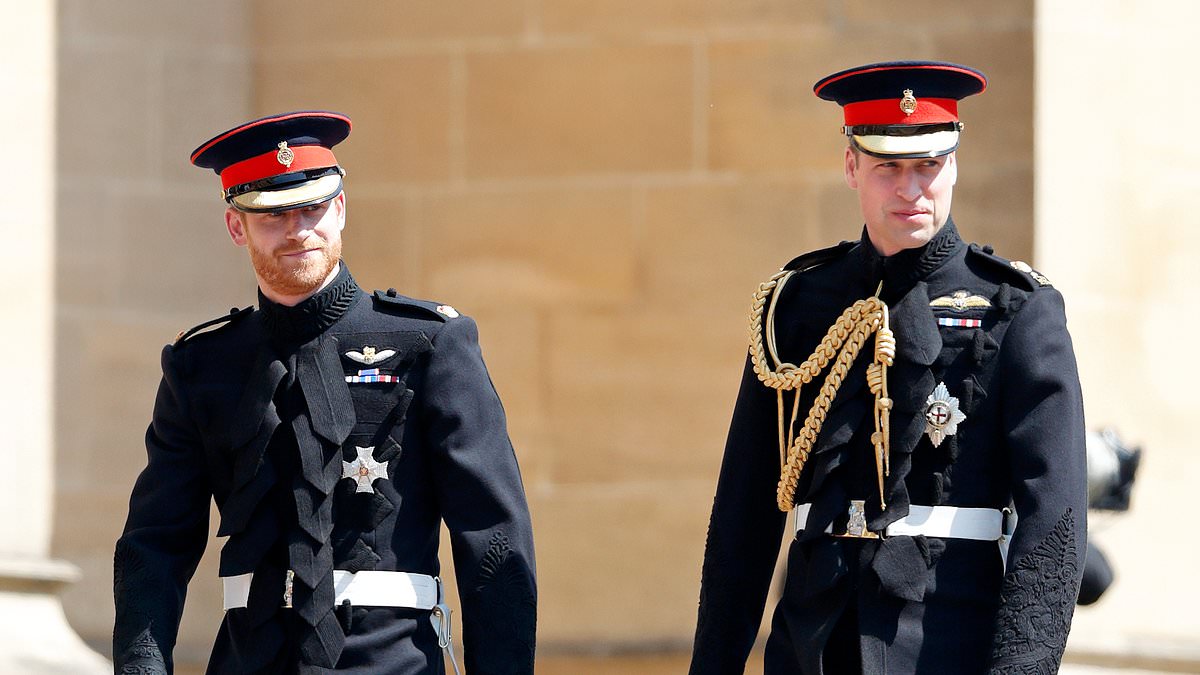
[[423, 316, 537, 674], [689, 357, 788, 674], [988, 288, 1088, 673], [113, 346, 211, 674]]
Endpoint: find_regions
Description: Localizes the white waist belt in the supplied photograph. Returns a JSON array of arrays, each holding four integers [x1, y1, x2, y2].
[[222, 570, 438, 611], [793, 503, 1009, 541]]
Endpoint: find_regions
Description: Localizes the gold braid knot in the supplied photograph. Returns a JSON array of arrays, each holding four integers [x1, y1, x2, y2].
[[748, 271, 894, 512]]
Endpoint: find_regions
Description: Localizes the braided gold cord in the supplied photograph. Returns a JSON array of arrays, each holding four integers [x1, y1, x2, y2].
[[747, 273, 893, 513], [749, 274, 872, 391]]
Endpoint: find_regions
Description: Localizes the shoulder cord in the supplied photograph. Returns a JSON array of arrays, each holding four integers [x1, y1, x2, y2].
[[748, 271, 895, 512]]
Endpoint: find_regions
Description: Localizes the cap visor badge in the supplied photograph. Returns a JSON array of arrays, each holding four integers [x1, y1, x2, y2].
[[276, 141, 295, 168], [924, 382, 966, 447]]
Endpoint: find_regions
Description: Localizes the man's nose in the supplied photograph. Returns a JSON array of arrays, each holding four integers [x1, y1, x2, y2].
[[895, 170, 923, 201], [285, 213, 314, 239]]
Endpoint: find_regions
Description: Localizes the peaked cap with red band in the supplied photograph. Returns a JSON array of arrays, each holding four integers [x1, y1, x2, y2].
[[814, 61, 987, 159], [190, 111, 352, 213]]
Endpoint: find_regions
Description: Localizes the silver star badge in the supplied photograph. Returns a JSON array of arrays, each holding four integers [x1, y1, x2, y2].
[[924, 382, 966, 447], [342, 446, 389, 493]]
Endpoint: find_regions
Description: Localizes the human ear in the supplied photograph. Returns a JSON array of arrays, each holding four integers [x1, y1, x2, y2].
[[333, 192, 346, 232], [224, 207, 249, 247], [844, 146, 859, 189]]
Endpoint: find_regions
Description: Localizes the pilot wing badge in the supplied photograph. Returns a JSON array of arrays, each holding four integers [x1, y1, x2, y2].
[[345, 346, 397, 365], [929, 290, 991, 312]]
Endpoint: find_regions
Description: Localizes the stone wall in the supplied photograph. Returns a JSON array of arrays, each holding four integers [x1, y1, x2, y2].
[[1037, 1, 1200, 664], [52, 0, 254, 663], [50, 0, 1036, 662]]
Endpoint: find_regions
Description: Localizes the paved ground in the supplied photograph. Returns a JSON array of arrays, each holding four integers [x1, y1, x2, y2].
[[177, 653, 1196, 673], [533, 653, 1196, 674]]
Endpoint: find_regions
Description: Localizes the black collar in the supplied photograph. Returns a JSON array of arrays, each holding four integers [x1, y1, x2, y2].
[[851, 219, 964, 300], [258, 262, 360, 344]]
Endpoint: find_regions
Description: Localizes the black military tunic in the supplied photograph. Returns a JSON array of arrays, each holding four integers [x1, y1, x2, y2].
[[690, 221, 1086, 674], [114, 263, 536, 674]]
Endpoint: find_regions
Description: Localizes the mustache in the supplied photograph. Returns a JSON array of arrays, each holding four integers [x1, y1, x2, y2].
[[274, 241, 325, 256]]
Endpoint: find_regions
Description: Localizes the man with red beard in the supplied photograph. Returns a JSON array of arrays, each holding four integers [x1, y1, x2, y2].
[[114, 112, 536, 674]]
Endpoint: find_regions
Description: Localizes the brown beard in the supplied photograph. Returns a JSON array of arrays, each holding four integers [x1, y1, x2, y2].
[[248, 236, 342, 298]]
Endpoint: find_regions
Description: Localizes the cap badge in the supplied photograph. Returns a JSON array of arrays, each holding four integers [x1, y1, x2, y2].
[[342, 446, 389, 493], [924, 382, 966, 447], [900, 89, 918, 115], [276, 141, 295, 168]]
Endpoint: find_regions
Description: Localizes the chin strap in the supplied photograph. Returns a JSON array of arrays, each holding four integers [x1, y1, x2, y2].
[[749, 272, 895, 512]]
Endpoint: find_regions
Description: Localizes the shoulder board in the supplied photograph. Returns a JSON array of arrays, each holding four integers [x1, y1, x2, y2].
[[372, 289, 460, 322], [782, 240, 856, 273], [966, 243, 1049, 291], [174, 306, 254, 345]]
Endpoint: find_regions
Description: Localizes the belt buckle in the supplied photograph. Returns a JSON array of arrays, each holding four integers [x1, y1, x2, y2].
[[833, 500, 880, 539]]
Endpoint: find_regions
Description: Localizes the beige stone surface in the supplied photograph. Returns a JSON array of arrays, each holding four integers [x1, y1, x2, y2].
[[338, 192, 423, 296], [114, 194, 256, 312], [419, 186, 637, 309], [256, 53, 455, 185], [707, 33, 927, 173], [58, 0, 248, 47], [1, 0, 54, 562], [531, 481, 717, 645], [57, 44, 157, 181], [949, 164, 1035, 261], [929, 27, 1036, 166], [1037, 0, 1200, 659], [545, 308, 740, 485], [252, 0, 527, 45], [465, 44, 694, 178], [52, 0, 255, 659], [1, 1, 111, 669], [642, 178, 818, 312], [841, 0, 1034, 27], [537, 0, 830, 35], [161, 51, 257, 184]]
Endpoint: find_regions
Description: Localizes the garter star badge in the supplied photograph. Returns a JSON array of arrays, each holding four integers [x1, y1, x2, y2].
[[342, 446, 389, 493], [276, 141, 295, 168], [924, 382, 966, 447], [900, 89, 918, 115]]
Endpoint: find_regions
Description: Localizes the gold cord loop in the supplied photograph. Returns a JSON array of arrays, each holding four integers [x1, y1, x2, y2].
[[748, 274, 894, 512]]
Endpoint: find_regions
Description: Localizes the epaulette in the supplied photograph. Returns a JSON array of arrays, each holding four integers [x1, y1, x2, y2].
[[782, 240, 856, 273], [966, 243, 1051, 291], [174, 306, 254, 345], [372, 288, 460, 322]]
